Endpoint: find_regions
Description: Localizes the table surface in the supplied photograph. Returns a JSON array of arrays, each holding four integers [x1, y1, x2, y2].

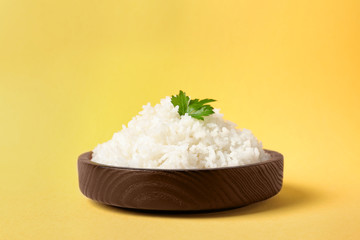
[[1, 0, 359, 239]]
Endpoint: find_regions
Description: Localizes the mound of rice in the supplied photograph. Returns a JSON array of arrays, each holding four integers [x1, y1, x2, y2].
[[91, 97, 269, 169]]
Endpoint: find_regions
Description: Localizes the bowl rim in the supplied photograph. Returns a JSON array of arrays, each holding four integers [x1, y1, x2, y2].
[[78, 149, 283, 172]]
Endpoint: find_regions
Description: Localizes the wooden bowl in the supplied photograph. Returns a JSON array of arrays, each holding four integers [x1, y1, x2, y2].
[[78, 150, 283, 212]]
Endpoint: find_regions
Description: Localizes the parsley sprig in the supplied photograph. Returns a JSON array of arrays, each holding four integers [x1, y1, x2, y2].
[[171, 90, 216, 120]]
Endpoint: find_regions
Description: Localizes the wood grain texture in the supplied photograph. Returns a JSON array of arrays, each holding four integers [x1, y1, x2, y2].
[[78, 150, 283, 211]]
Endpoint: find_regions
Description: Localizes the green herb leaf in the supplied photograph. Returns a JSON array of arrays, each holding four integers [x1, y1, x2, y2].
[[171, 90, 216, 120], [171, 90, 189, 115]]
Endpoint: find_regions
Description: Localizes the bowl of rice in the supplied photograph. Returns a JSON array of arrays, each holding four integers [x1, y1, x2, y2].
[[78, 92, 283, 212]]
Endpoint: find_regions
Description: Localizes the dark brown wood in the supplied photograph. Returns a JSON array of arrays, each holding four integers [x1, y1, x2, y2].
[[78, 150, 283, 211]]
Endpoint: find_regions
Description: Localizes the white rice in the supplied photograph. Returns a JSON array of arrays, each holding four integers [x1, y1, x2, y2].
[[91, 96, 269, 169]]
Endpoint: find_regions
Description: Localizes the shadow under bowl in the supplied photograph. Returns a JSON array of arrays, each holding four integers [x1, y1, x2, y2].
[[78, 149, 283, 212]]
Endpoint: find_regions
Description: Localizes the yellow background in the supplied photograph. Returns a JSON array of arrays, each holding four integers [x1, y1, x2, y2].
[[1, 0, 359, 239]]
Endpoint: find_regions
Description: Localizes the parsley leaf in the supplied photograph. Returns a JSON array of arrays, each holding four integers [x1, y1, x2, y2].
[[171, 90, 216, 120]]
